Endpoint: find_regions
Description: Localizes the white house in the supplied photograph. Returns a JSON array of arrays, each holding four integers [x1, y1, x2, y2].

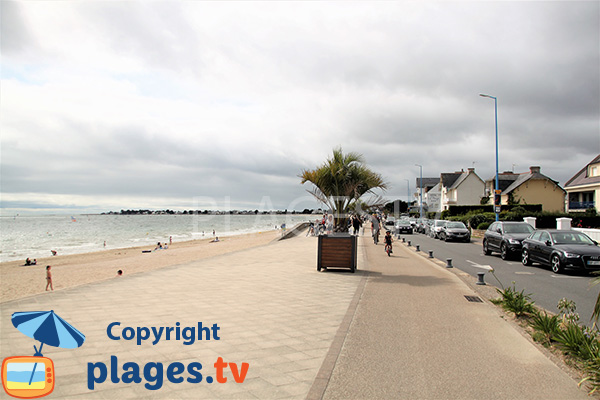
[[440, 168, 485, 210]]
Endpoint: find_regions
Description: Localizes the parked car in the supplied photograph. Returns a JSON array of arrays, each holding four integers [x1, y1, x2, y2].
[[395, 220, 413, 234], [384, 217, 396, 229], [440, 221, 471, 242], [521, 229, 600, 274], [430, 220, 447, 239], [483, 221, 535, 260]]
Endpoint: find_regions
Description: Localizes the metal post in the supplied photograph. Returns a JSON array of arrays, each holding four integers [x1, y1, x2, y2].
[[480, 94, 499, 221], [446, 258, 453, 268], [428, 250, 434, 258]]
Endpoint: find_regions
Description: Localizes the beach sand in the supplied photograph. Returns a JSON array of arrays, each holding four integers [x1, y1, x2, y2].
[[1, 231, 281, 303]]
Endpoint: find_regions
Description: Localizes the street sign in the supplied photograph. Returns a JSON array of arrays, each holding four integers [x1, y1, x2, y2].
[[495, 206, 501, 213]]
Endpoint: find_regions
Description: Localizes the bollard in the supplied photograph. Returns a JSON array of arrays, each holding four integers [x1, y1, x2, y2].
[[415, 245, 420, 252], [407, 240, 411, 247], [476, 272, 486, 285], [428, 250, 434, 258], [397, 234, 401, 240], [402, 237, 406, 243], [446, 258, 453, 268]]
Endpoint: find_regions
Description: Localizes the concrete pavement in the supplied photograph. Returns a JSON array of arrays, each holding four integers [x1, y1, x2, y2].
[[0, 232, 590, 399], [319, 236, 589, 400]]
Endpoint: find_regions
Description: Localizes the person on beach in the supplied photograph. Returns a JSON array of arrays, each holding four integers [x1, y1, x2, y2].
[[45, 266, 53, 291], [25, 258, 31, 265], [116, 270, 123, 277], [169, 236, 172, 245], [210, 237, 220, 243], [51, 250, 57, 256]]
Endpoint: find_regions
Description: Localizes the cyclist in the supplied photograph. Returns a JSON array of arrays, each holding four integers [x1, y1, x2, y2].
[[384, 230, 393, 255]]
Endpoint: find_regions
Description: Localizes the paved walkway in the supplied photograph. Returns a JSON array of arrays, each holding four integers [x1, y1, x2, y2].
[[0, 232, 589, 399], [319, 236, 589, 400]]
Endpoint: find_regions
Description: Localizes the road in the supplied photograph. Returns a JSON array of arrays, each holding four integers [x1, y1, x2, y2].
[[387, 229, 599, 325]]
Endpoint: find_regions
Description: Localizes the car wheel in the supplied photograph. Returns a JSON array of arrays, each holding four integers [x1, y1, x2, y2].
[[483, 239, 491, 255], [551, 254, 563, 274], [522, 249, 532, 266], [500, 243, 509, 260]]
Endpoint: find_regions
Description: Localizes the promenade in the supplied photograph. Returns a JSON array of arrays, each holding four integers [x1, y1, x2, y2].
[[0, 232, 589, 399]]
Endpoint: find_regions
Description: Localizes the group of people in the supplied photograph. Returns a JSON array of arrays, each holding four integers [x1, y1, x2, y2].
[[305, 213, 365, 236], [24, 258, 37, 266], [369, 213, 393, 254]]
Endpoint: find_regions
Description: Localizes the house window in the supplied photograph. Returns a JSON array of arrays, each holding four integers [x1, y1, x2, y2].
[[589, 165, 599, 177]]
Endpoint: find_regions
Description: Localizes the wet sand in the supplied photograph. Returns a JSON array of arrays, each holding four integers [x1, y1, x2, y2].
[[1, 230, 281, 303]]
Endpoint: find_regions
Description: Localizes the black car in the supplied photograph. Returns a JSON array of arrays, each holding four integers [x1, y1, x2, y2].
[[521, 229, 600, 274], [440, 221, 470, 242], [483, 221, 535, 260]]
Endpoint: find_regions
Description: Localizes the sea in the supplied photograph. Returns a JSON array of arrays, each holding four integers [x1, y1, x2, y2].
[[0, 213, 313, 263]]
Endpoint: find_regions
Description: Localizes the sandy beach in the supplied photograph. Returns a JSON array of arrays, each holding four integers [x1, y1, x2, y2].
[[0, 230, 281, 303]]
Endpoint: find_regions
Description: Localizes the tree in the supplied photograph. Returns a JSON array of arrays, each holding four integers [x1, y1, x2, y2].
[[300, 147, 387, 232]]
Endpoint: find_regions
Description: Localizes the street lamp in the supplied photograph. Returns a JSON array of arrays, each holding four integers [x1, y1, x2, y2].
[[480, 93, 500, 222], [403, 179, 410, 213], [415, 164, 423, 219]]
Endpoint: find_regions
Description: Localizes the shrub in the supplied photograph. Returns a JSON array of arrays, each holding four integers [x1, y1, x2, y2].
[[553, 323, 597, 359], [530, 312, 560, 344], [495, 284, 536, 317], [579, 340, 600, 394], [477, 222, 491, 230]]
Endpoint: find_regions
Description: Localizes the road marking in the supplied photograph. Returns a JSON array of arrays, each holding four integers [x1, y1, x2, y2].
[[550, 275, 583, 279], [466, 260, 493, 271], [515, 271, 534, 275]]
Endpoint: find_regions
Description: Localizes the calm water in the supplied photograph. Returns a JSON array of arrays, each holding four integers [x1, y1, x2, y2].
[[0, 214, 311, 263]]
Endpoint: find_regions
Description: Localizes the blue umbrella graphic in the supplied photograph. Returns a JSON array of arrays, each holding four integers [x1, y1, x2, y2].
[[11, 310, 85, 385]]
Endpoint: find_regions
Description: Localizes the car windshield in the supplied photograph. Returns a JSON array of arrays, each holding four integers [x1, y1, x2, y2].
[[504, 224, 534, 234], [550, 232, 595, 245], [447, 222, 466, 229], [435, 221, 445, 226]]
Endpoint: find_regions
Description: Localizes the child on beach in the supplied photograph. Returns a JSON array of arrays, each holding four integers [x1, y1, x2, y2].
[[45, 266, 53, 291]]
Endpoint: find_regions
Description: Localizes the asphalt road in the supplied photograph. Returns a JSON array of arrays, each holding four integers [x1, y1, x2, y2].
[[387, 229, 599, 326]]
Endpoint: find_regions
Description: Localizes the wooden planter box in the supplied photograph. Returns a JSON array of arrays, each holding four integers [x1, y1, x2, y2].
[[317, 234, 357, 273]]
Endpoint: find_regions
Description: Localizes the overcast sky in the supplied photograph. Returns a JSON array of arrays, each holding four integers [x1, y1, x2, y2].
[[2, 1, 599, 214]]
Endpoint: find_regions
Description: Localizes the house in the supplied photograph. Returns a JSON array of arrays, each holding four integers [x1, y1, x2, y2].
[[564, 154, 600, 213], [440, 168, 485, 210], [484, 166, 566, 212], [415, 177, 441, 213]]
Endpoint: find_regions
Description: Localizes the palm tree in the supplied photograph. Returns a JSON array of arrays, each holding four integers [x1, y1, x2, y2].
[[300, 147, 388, 232]]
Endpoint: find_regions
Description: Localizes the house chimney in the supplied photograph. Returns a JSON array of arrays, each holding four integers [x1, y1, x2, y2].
[[530, 166, 541, 174], [468, 168, 475, 172]]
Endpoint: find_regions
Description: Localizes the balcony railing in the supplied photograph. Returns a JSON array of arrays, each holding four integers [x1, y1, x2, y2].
[[569, 201, 596, 210]]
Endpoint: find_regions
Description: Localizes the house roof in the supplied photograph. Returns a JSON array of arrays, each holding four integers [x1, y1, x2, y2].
[[441, 173, 461, 188], [441, 168, 483, 190], [487, 173, 520, 192], [416, 177, 440, 190], [564, 154, 600, 188], [500, 166, 565, 195]]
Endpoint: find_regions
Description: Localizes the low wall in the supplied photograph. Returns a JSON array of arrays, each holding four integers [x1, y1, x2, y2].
[[277, 222, 311, 241], [573, 228, 600, 242]]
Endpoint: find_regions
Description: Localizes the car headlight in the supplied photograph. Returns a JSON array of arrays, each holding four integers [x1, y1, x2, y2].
[[508, 239, 521, 245], [563, 252, 580, 258]]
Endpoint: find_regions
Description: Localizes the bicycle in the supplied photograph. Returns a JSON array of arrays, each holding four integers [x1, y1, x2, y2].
[[385, 243, 392, 256]]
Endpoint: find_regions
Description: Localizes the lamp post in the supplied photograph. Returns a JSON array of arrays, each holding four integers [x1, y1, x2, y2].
[[403, 179, 410, 213], [415, 164, 423, 218], [480, 93, 499, 222]]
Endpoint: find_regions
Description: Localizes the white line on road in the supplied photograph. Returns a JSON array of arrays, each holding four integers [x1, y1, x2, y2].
[[466, 260, 493, 271], [515, 271, 535, 275], [550, 275, 583, 279]]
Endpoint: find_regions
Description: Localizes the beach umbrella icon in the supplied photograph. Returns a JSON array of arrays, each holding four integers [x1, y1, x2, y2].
[[11, 310, 85, 386], [12, 310, 86, 356]]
